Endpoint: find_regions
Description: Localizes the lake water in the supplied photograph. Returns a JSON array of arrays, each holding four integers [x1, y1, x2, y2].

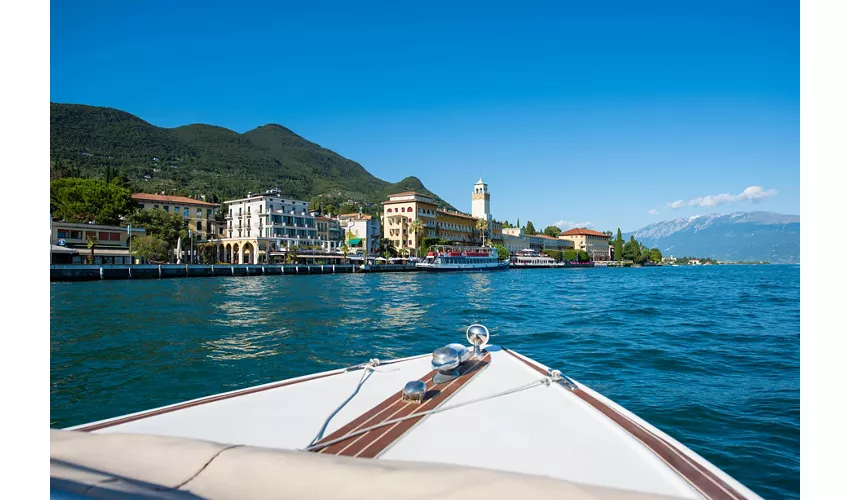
[[50, 265, 800, 498]]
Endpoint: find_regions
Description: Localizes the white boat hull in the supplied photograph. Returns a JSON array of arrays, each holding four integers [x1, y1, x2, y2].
[[58, 344, 761, 500]]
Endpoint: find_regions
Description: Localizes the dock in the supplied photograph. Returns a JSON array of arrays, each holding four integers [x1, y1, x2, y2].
[[50, 263, 420, 282]]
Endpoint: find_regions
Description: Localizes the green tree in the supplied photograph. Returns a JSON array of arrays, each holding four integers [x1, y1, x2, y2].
[[131, 235, 171, 263], [50, 178, 136, 225], [614, 228, 624, 261], [563, 249, 577, 261], [577, 250, 590, 262], [605, 230, 614, 246], [525, 221, 537, 235], [409, 218, 425, 253], [127, 209, 188, 251], [494, 244, 510, 261], [543, 225, 561, 238], [649, 248, 663, 263], [516, 218, 520, 228], [475, 218, 488, 246], [543, 249, 562, 261]]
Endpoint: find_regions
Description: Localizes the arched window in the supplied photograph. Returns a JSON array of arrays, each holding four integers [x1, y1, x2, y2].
[[407, 207, 413, 212], [387, 208, 392, 213], [394, 208, 398, 212]]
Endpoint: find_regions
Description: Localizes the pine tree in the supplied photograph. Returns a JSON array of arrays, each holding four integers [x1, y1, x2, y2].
[[516, 218, 520, 228], [525, 221, 537, 235]]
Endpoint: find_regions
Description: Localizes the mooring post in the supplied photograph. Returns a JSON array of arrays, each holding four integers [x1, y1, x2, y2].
[[99, 267, 104, 279]]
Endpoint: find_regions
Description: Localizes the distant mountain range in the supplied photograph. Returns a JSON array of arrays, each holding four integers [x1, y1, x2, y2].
[[49, 103, 453, 211], [625, 211, 800, 263]]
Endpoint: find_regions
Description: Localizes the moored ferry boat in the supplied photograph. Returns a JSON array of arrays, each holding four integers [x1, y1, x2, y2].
[[52, 324, 761, 499], [416, 245, 509, 272], [509, 249, 565, 268]]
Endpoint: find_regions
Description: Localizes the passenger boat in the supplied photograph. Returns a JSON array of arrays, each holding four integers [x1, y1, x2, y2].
[[509, 249, 565, 268], [416, 245, 509, 272], [52, 324, 761, 499]]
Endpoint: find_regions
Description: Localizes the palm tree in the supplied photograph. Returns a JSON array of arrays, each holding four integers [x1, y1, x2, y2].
[[408, 218, 424, 256], [340, 244, 349, 264], [86, 234, 98, 264], [475, 218, 488, 246]]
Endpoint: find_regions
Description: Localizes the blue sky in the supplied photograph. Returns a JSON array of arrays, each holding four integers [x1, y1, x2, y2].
[[50, 0, 799, 232]]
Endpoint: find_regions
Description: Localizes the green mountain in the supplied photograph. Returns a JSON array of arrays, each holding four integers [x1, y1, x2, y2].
[[50, 103, 451, 211]]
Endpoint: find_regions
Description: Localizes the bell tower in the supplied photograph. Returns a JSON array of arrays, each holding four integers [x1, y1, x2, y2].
[[471, 177, 490, 220]]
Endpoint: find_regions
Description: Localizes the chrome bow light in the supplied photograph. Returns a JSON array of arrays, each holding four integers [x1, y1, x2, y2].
[[466, 324, 490, 359]]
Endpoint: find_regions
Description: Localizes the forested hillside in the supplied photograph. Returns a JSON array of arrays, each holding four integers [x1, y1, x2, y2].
[[50, 103, 451, 212]]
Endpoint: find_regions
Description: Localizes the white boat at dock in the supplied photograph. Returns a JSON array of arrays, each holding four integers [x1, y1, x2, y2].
[[509, 249, 565, 268], [416, 245, 509, 272], [52, 324, 760, 500]]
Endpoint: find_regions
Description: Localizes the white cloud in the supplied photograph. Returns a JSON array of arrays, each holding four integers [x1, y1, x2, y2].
[[686, 186, 778, 208], [665, 186, 778, 210], [648, 209, 658, 215], [554, 220, 594, 229]]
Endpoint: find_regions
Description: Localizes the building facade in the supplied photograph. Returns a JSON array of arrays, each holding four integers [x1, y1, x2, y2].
[[498, 228, 574, 254], [381, 192, 440, 252], [380, 180, 503, 253], [215, 190, 322, 264], [132, 193, 221, 241], [314, 216, 343, 252], [338, 213, 381, 256], [557, 228, 611, 261], [51, 221, 146, 265]]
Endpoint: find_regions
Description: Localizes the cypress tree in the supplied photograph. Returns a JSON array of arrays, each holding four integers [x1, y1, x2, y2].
[[614, 228, 624, 261]]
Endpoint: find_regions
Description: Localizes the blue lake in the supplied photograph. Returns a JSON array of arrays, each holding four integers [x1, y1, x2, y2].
[[50, 265, 800, 498]]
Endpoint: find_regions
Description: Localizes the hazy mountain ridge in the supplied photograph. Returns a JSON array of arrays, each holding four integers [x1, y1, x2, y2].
[[626, 211, 800, 263]]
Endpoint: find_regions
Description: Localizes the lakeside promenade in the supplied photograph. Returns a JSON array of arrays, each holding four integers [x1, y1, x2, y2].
[[50, 263, 418, 282]]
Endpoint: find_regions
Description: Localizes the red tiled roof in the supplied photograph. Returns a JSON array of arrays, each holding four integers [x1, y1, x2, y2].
[[532, 234, 559, 240], [132, 193, 219, 207], [558, 228, 609, 237]]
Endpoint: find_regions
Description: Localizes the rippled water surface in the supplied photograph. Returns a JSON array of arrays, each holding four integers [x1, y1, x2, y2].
[[51, 265, 800, 498]]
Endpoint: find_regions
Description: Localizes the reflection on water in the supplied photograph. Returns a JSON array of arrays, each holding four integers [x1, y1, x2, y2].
[[51, 267, 799, 499]]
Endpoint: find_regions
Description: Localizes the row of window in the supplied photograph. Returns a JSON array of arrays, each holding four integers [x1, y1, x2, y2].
[[148, 205, 212, 218], [436, 257, 495, 264], [57, 230, 121, 241]]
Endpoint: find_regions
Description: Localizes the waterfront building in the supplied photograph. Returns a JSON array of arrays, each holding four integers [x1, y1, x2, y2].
[[381, 192, 439, 253], [51, 221, 146, 264], [132, 193, 221, 241], [530, 234, 574, 252], [557, 228, 611, 261], [338, 213, 381, 256], [381, 180, 504, 253], [216, 190, 322, 264], [497, 227, 574, 254], [314, 215, 343, 252]]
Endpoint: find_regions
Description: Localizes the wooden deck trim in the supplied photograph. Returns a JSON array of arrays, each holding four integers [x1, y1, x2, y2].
[[503, 349, 747, 500], [75, 355, 429, 432], [313, 353, 491, 458]]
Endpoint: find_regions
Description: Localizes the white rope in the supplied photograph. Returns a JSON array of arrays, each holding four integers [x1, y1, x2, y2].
[[306, 359, 398, 447], [302, 375, 557, 452]]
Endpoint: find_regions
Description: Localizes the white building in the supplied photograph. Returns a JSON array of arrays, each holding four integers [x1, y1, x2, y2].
[[338, 213, 381, 257], [215, 190, 325, 264]]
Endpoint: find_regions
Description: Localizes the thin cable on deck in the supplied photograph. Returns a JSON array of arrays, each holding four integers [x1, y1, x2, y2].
[[302, 375, 558, 453]]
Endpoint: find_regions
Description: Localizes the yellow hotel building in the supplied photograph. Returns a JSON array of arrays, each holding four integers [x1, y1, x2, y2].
[[382, 182, 500, 253]]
